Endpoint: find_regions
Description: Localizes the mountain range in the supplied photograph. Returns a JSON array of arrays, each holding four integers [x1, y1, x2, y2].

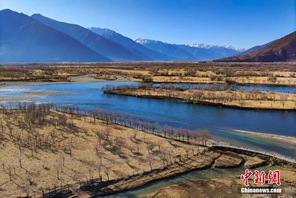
[[88, 27, 173, 61], [218, 32, 296, 62], [0, 9, 295, 63], [0, 9, 110, 62], [135, 39, 243, 61], [31, 14, 142, 61]]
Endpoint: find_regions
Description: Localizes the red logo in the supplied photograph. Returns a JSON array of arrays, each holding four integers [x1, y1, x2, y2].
[[254, 170, 266, 185], [240, 169, 253, 186], [240, 169, 281, 186], [268, 170, 281, 186]]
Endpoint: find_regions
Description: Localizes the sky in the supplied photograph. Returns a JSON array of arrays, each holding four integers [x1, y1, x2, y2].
[[0, 0, 295, 49]]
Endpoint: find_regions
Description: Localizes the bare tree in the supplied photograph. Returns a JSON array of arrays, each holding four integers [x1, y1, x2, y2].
[[147, 154, 155, 171], [95, 146, 105, 165], [102, 127, 112, 141]]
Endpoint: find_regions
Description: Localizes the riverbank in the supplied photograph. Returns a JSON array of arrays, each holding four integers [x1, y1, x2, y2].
[[1, 62, 295, 87], [67, 73, 129, 82], [0, 73, 129, 87], [136, 147, 296, 198], [231, 129, 296, 144], [80, 147, 296, 197], [104, 88, 296, 110], [141, 177, 296, 198], [1, 107, 295, 197], [0, 107, 214, 197]]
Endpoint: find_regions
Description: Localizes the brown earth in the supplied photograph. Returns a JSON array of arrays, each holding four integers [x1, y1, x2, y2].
[[0, 108, 246, 197], [105, 88, 296, 110], [1, 62, 295, 86]]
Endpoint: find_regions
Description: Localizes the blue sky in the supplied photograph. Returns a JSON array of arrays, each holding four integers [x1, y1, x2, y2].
[[1, 0, 295, 49]]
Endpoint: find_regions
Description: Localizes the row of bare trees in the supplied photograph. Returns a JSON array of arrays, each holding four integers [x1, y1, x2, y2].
[[1, 102, 211, 151], [0, 101, 213, 197], [103, 83, 294, 108], [85, 108, 211, 146]]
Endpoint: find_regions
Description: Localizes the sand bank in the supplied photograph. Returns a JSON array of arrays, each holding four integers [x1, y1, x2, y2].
[[0, 73, 129, 87], [231, 129, 296, 144]]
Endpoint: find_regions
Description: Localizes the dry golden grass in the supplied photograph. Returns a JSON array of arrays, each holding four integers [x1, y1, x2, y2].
[[228, 76, 296, 86], [0, 109, 208, 197], [98, 68, 151, 75], [107, 88, 296, 110], [0, 108, 295, 197], [213, 152, 243, 168], [152, 76, 224, 84], [1, 63, 295, 87], [244, 156, 266, 169]]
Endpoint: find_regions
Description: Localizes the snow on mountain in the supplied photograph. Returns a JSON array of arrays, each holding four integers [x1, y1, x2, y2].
[[135, 38, 243, 60], [188, 43, 245, 52], [136, 39, 245, 52]]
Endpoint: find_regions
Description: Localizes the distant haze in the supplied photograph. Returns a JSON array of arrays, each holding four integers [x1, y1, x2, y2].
[[0, 9, 247, 62], [0, 0, 295, 49]]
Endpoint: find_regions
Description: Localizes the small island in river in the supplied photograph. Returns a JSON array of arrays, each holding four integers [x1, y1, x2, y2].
[[0, 102, 295, 197], [0, 62, 295, 197]]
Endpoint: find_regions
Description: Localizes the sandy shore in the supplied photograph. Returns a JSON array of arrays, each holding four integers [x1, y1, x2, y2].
[[0, 80, 73, 87], [0, 96, 32, 102], [231, 129, 296, 144], [0, 73, 129, 87], [67, 74, 105, 82], [24, 91, 75, 95]]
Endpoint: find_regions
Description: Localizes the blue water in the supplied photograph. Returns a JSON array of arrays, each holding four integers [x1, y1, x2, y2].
[[109, 167, 245, 197], [0, 82, 295, 158]]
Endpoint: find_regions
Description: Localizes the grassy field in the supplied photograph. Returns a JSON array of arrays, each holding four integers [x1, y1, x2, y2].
[[104, 86, 296, 110], [0, 62, 295, 197], [1, 62, 296, 86], [0, 105, 229, 197], [0, 105, 295, 197]]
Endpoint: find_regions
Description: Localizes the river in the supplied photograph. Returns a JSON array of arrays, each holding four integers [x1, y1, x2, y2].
[[0, 82, 295, 159]]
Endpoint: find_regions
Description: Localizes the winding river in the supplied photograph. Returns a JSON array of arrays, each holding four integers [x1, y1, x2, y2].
[[0, 82, 295, 159]]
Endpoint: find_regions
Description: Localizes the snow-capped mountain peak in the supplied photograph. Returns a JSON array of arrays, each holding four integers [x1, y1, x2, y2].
[[188, 43, 245, 52], [135, 38, 156, 45], [135, 39, 245, 52]]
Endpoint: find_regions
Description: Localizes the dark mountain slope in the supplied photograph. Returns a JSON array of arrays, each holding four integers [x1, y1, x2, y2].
[[32, 14, 141, 61], [89, 27, 173, 60], [0, 9, 110, 62], [218, 32, 296, 62], [238, 42, 272, 56]]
